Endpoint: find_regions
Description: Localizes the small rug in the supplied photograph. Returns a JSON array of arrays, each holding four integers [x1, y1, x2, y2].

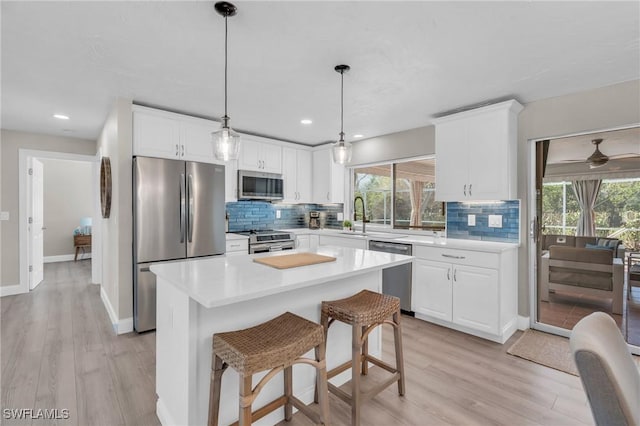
[[507, 329, 578, 376]]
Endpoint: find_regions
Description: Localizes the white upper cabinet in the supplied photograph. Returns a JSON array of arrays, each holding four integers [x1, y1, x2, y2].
[[133, 106, 218, 163], [312, 147, 345, 204], [282, 147, 312, 203], [239, 138, 282, 174], [434, 99, 523, 201]]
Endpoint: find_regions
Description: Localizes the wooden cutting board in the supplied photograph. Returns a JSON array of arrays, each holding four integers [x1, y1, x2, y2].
[[253, 252, 336, 269]]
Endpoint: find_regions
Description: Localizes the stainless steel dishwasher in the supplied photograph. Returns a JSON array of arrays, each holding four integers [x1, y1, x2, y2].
[[368, 240, 413, 315]]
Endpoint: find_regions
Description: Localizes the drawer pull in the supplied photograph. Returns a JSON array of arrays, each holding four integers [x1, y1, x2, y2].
[[442, 254, 465, 259]]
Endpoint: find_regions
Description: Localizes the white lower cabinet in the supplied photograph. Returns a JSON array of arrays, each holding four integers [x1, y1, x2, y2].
[[296, 235, 310, 249], [412, 245, 517, 343], [225, 238, 248, 255]]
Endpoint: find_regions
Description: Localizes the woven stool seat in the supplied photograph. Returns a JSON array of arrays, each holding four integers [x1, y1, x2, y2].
[[321, 289, 400, 326], [213, 312, 324, 376], [209, 312, 330, 425]]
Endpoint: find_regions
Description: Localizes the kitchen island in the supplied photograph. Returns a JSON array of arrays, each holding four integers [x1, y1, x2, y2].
[[151, 246, 413, 426]]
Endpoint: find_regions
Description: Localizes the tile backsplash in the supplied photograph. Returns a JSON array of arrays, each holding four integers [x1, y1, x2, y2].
[[446, 200, 520, 243], [226, 201, 343, 232]]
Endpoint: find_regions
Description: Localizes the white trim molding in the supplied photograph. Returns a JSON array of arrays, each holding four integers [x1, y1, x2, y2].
[[517, 315, 530, 331], [0, 284, 24, 297], [44, 254, 92, 263], [100, 285, 133, 335]]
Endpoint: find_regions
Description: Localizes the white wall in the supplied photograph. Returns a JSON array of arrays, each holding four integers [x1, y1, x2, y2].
[[41, 158, 93, 258], [350, 79, 640, 317], [0, 130, 96, 286], [97, 98, 133, 330]]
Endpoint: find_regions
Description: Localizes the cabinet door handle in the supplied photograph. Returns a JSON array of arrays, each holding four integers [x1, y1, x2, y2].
[[469, 184, 472, 196], [442, 254, 465, 259], [181, 144, 185, 157], [463, 184, 467, 196], [176, 144, 179, 156], [453, 269, 457, 282], [447, 268, 450, 280]]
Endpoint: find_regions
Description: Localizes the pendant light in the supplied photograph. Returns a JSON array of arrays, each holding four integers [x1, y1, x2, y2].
[[212, 1, 240, 162], [332, 64, 352, 165]]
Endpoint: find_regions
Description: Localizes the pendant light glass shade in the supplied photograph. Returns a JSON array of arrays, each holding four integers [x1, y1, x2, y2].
[[212, 2, 240, 162], [213, 120, 240, 162], [332, 64, 352, 165], [332, 140, 352, 164]]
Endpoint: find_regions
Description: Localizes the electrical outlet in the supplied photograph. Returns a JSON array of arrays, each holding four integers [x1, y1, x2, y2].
[[488, 214, 503, 228], [0, 211, 9, 221], [467, 214, 476, 226], [276, 210, 281, 219]]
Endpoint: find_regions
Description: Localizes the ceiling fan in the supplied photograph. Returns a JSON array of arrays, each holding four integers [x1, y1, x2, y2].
[[562, 138, 639, 169], [586, 138, 609, 168]]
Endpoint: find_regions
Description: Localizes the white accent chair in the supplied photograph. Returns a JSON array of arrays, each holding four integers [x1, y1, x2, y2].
[[570, 312, 640, 426]]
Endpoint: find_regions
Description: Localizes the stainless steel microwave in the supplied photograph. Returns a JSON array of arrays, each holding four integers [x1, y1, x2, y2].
[[238, 170, 284, 201]]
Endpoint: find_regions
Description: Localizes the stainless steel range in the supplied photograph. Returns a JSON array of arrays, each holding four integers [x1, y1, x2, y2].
[[235, 229, 296, 254]]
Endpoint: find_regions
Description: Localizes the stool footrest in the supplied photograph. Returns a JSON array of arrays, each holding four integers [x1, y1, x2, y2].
[[327, 359, 353, 379], [290, 396, 326, 425], [364, 355, 396, 374]]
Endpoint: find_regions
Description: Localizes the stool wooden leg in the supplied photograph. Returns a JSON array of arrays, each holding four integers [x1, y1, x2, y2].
[[238, 374, 252, 426], [74, 246, 79, 262], [351, 324, 362, 426], [284, 366, 293, 421], [361, 325, 368, 376], [315, 341, 331, 425], [208, 354, 225, 426], [393, 311, 406, 396], [315, 310, 329, 405]]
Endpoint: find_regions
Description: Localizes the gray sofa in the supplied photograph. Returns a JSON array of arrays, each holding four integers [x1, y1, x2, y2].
[[540, 245, 623, 314]]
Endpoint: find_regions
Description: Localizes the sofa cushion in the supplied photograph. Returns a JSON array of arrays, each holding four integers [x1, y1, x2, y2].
[[548, 246, 613, 291], [543, 234, 576, 250], [597, 238, 620, 249], [585, 243, 614, 251], [575, 236, 597, 248]]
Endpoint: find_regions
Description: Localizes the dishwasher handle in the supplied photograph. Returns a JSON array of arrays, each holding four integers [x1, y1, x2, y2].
[[369, 241, 412, 254]]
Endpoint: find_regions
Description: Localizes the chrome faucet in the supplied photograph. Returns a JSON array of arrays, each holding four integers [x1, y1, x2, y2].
[[353, 195, 368, 234]]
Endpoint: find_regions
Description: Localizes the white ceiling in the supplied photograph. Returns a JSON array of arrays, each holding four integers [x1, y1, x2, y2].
[[2, 1, 639, 145]]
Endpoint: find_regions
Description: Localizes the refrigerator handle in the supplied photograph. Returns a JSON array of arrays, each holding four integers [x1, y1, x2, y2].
[[180, 173, 186, 243], [188, 174, 194, 243]]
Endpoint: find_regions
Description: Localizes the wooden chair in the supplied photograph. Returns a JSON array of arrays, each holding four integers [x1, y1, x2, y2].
[[208, 312, 330, 426], [319, 290, 405, 426]]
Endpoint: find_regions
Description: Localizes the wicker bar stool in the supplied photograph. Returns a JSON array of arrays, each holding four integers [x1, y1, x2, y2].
[[319, 290, 405, 425], [208, 312, 330, 426]]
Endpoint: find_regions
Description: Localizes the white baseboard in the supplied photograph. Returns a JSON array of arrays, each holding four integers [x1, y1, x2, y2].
[[156, 398, 177, 426], [0, 284, 25, 297], [44, 253, 92, 263], [100, 285, 134, 335], [118, 317, 134, 334], [518, 315, 530, 330]]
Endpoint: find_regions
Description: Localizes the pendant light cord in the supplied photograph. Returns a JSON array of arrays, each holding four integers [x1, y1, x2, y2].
[[224, 14, 228, 121], [340, 69, 344, 141]]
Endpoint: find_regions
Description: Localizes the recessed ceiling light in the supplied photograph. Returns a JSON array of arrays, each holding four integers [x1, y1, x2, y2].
[[353, 134, 364, 138], [53, 114, 69, 120], [300, 119, 312, 125]]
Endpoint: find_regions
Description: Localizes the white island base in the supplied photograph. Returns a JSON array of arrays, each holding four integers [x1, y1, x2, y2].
[[152, 247, 412, 426]]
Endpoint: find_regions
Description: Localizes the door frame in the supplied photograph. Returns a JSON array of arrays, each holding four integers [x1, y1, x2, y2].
[[18, 149, 100, 295], [527, 124, 640, 354]]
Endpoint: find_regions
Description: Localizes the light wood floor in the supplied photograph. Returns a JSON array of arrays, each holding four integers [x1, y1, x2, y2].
[[2, 261, 595, 426]]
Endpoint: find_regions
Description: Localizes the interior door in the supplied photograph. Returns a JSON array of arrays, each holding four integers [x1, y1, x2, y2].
[[30, 158, 44, 289]]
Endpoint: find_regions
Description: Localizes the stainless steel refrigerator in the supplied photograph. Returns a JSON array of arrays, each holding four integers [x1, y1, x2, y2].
[[133, 157, 225, 332]]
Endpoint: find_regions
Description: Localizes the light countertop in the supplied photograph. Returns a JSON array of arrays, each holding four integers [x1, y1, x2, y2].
[[280, 228, 519, 253], [151, 246, 413, 309]]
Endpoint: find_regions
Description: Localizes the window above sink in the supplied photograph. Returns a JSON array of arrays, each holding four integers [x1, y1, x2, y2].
[[351, 156, 446, 232]]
